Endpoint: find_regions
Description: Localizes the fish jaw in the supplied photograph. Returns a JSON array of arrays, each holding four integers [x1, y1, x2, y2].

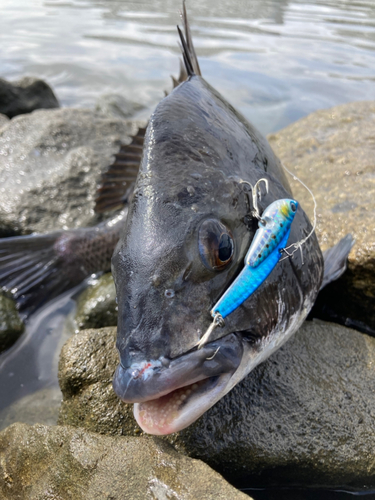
[[133, 372, 233, 435], [112, 334, 243, 434], [132, 308, 307, 436]]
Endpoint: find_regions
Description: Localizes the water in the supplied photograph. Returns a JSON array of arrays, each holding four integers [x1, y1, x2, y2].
[[1, 0, 374, 135], [0, 289, 79, 430], [244, 488, 375, 499]]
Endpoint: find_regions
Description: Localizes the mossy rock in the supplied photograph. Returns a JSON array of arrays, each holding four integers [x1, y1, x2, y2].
[[75, 273, 117, 330], [0, 423, 249, 500], [0, 294, 24, 353]]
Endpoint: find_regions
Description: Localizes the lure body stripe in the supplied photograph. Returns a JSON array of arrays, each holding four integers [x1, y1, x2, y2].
[[247, 199, 297, 268], [211, 228, 291, 319]]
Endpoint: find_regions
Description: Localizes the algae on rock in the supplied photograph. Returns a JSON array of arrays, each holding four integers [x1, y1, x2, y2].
[[0, 423, 250, 500], [0, 387, 61, 431], [75, 273, 117, 330], [0, 294, 24, 353], [58, 327, 137, 437]]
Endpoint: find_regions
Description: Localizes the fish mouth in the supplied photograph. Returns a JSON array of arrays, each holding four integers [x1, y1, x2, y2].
[[134, 373, 233, 435], [113, 333, 243, 435]]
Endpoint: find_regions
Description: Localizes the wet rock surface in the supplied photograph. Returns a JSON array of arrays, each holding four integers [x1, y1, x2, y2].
[[0, 423, 249, 500], [95, 93, 144, 119], [0, 76, 59, 118], [0, 294, 24, 353], [268, 101, 375, 332], [0, 108, 142, 236], [0, 113, 9, 129], [75, 273, 117, 330], [58, 327, 137, 436], [58, 321, 375, 490]]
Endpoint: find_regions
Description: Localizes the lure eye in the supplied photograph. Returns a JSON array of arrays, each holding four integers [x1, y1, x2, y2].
[[290, 202, 297, 212], [198, 219, 234, 271]]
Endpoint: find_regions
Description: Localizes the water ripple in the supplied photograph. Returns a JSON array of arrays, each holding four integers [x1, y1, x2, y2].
[[0, 0, 374, 133]]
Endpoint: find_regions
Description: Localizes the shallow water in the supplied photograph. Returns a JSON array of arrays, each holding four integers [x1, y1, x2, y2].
[[245, 487, 375, 499], [0, 289, 78, 429], [1, 0, 375, 134]]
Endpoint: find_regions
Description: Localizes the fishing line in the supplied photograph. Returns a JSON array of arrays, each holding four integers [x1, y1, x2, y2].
[[197, 166, 317, 350], [280, 162, 317, 264]]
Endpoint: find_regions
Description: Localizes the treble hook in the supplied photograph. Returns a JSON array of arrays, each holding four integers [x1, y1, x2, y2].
[[240, 178, 269, 221]]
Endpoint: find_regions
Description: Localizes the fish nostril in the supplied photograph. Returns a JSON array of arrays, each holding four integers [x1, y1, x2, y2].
[[151, 273, 161, 287], [165, 289, 175, 298]]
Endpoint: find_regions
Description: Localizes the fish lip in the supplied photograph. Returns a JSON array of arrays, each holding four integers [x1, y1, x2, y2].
[[133, 372, 233, 435], [112, 332, 243, 404]]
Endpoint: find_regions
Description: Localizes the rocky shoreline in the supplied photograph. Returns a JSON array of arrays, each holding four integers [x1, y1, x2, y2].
[[0, 76, 374, 498]]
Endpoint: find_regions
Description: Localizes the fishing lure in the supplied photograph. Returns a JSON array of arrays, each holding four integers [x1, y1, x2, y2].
[[247, 198, 298, 268], [197, 194, 298, 349]]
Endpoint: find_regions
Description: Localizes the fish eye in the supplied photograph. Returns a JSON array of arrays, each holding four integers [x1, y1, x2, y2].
[[290, 201, 297, 212], [198, 219, 234, 271]]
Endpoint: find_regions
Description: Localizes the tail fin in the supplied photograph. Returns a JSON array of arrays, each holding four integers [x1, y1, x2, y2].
[[320, 234, 355, 290], [0, 211, 124, 318], [0, 231, 73, 317]]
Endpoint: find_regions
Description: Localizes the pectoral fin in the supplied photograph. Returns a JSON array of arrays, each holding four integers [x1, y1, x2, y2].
[[95, 126, 147, 213], [320, 234, 354, 290]]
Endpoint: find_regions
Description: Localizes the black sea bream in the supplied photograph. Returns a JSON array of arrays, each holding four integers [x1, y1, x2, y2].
[[110, 7, 352, 435], [0, 3, 352, 435]]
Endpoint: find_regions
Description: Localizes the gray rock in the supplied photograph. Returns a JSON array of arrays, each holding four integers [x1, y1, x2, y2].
[[0, 423, 249, 500], [0, 294, 24, 353], [58, 321, 375, 490], [75, 273, 117, 330], [95, 93, 144, 119], [268, 101, 375, 331], [0, 76, 59, 118], [0, 113, 9, 129], [0, 108, 143, 235]]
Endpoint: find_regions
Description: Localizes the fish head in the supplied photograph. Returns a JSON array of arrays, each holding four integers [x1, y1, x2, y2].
[[112, 76, 323, 435]]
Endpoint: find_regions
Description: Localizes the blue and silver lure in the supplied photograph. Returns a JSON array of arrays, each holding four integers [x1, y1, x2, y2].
[[197, 197, 298, 349]]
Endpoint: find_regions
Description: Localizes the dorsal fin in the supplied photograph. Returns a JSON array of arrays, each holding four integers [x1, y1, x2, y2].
[[171, 59, 188, 89], [96, 3, 201, 214], [95, 126, 147, 213], [177, 1, 202, 78]]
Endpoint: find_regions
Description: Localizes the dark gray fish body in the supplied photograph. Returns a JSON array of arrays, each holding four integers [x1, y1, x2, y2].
[[112, 75, 324, 434], [0, 3, 353, 433]]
